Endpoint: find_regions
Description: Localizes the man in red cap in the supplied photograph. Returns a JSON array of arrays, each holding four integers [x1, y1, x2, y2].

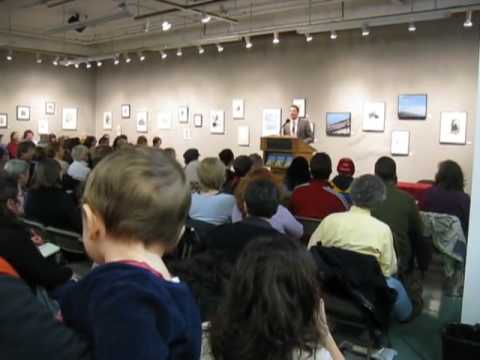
[[330, 158, 355, 206]]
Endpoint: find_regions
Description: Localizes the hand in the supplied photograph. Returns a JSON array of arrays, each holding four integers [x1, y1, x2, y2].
[[318, 298, 331, 336], [31, 230, 45, 246]]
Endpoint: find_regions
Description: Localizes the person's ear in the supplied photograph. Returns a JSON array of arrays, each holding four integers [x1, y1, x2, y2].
[[83, 204, 106, 243], [6, 199, 17, 214]]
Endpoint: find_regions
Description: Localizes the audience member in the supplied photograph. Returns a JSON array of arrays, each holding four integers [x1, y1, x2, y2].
[[330, 158, 355, 206], [222, 155, 253, 194], [34, 146, 47, 162], [206, 237, 344, 360], [90, 145, 113, 168], [218, 148, 235, 183], [421, 160, 471, 236], [0, 173, 73, 289], [184, 148, 201, 190], [232, 168, 303, 240], [137, 135, 148, 146], [249, 153, 264, 170], [284, 156, 311, 194], [46, 142, 69, 176], [309, 175, 412, 321], [7, 131, 19, 159], [0, 146, 7, 170], [67, 145, 90, 182], [152, 136, 162, 149], [189, 158, 235, 225], [113, 135, 128, 150], [4, 159, 29, 210], [83, 136, 97, 149], [98, 135, 110, 146], [163, 147, 177, 161], [25, 159, 82, 233], [290, 153, 347, 219], [57, 147, 201, 360], [17, 141, 36, 163], [23, 129, 35, 142], [48, 133, 57, 144]]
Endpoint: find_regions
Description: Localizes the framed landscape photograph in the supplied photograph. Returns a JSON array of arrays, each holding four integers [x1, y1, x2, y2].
[[210, 110, 225, 134], [193, 113, 203, 128], [293, 98, 306, 118], [440, 112, 467, 145], [103, 112, 113, 130], [363, 102, 385, 132], [232, 99, 245, 119], [326, 112, 351, 136], [157, 112, 173, 130], [391, 130, 410, 156], [0, 113, 7, 128], [17, 105, 30, 121], [178, 106, 189, 124], [398, 94, 427, 120], [62, 108, 78, 130], [136, 111, 148, 133], [45, 102, 56, 115], [121, 104, 131, 119], [262, 108, 282, 136]]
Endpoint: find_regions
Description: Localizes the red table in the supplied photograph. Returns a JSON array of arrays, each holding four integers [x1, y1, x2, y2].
[[397, 181, 433, 205]]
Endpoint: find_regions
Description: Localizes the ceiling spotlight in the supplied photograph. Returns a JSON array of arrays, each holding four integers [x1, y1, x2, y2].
[[216, 43, 224, 53], [113, 55, 120, 66], [362, 25, 370, 37], [97, 60, 103, 67], [198, 45, 205, 54], [86, 62, 92, 69], [273, 32, 280, 45], [330, 30, 337, 40], [36, 53, 43, 64], [6, 49, 13, 61], [161, 50, 168, 60], [245, 36, 253, 49], [464, 10, 473, 28], [52, 57, 59, 66], [201, 13, 211, 24], [162, 21, 172, 31], [408, 21, 416, 32], [305, 33, 313, 42], [65, 59, 72, 67], [74, 63, 80, 69], [176, 48, 183, 57], [124, 53, 132, 63], [138, 52, 146, 62]]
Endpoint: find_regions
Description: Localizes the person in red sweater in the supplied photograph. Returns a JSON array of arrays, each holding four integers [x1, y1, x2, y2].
[[7, 132, 19, 159], [290, 152, 348, 219]]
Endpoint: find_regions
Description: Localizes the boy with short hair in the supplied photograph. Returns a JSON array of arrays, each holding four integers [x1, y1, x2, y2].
[[58, 147, 201, 360]]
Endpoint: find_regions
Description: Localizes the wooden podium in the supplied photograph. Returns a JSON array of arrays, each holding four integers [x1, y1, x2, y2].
[[260, 136, 317, 181]]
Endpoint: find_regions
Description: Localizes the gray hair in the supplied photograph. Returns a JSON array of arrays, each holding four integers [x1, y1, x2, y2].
[[350, 174, 386, 209], [4, 159, 30, 181], [72, 145, 89, 162]]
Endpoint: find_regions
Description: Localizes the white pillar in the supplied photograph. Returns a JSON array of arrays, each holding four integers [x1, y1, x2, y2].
[[461, 41, 480, 325]]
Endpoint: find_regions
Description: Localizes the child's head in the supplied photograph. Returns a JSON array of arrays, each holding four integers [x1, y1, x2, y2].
[[82, 147, 191, 263]]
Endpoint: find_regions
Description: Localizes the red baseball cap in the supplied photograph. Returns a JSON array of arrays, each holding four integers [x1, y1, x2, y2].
[[337, 158, 355, 176]]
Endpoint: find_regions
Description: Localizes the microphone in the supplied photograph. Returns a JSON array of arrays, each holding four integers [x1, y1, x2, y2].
[[281, 118, 290, 130]]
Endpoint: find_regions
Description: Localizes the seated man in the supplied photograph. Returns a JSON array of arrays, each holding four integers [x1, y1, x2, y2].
[[309, 175, 413, 322], [67, 145, 90, 182], [290, 153, 347, 219], [330, 158, 355, 206]]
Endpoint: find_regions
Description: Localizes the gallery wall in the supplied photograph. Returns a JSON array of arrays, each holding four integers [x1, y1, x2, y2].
[[0, 54, 96, 140], [95, 18, 479, 188]]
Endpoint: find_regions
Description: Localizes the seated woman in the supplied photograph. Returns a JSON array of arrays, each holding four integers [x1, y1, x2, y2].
[[46, 142, 69, 177], [0, 173, 72, 290], [67, 145, 90, 182], [189, 158, 235, 226], [309, 175, 413, 322], [421, 160, 471, 237], [204, 237, 344, 360], [25, 158, 82, 233], [4, 159, 30, 209], [232, 168, 303, 240], [284, 156, 311, 195]]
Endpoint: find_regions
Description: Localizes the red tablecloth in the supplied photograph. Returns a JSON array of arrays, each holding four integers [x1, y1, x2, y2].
[[397, 181, 433, 205]]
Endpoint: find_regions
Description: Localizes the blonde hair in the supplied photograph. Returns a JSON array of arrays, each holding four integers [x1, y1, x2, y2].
[[83, 147, 190, 246], [197, 157, 226, 191]]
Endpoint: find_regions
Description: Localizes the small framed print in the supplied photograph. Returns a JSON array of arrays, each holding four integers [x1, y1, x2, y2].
[[363, 102, 386, 132], [121, 104, 131, 119], [45, 102, 55, 115], [391, 130, 410, 156], [136, 111, 148, 133], [0, 113, 7, 128], [17, 105, 30, 121], [62, 107, 78, 130], [38, 119, 49, 134], [103, 112, 113, 130], [293, 98, 306, 118], [440, 112, 467, 145], [232, 99, 244, 119], [193, 114, 203, 128], [210, 110, 225, 134], [238, 125, 250, 146], [178, 106, 189, 124], [157, 112, 173, 130]]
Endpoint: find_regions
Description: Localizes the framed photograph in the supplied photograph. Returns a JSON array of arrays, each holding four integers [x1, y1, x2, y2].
[[232, 99, 245, 119], [398, 94, 427, 120], [136, 111, 148, 133], [103, 112, 113, 130], [262, 109, 282, 136], [193, 114, 203, 128], [178, 106, 189, 124], [38, 119, 49, 134], [363, 102, 385, 132], [183, 128, 192, 140], [157, 112, 173, 130], [45, 102, 56, 115], [121, 104, 131, 119], [210, 110, 225, 134], [440, 112, 467, 145], [62, 108, 78, 130], [293, 98, 306, 118], [0, 113, 7, 129], [391, 130, 410, 156], [17, 105, 30, 121], [238, 125, 250, 146], [326, 112, 351, 136]]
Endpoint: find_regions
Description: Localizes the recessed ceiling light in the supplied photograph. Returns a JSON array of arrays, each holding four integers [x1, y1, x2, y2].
[[138, 52, 146, 62], [162, 21, 172, 31], [330, 30, 338, 40], [201, 14, 211, 24], [408, 21, 416, 32], [6, 49, 13, 61], [362, 25, 370, 37], [198, 45, 205, 54], [216, 44, 224, 53], [97, 60, 103, 67], [273, 32, 280, 44], [176, 48, 183, 57], [114, 56, 120, 65], [305, 33, 313, 42], [161, 50, 168, 60], [36, 53, 43, 64], [464, 10, 473, 28], [52, 57, 59, 66], [245, 36, 253, 49], [124, 53, 132, 63], [74, 63, 80, 69], [86, 62, 92, 69]]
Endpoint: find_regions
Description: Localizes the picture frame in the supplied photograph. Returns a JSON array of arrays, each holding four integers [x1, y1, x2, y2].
[[121, 104, 131, 119], [157, 112, 173, 130], [238, 125, 250, 146], [103, 112, 113, 130], [193, 114, 203, 128], [17, 105, 31, 121], [136, 111, 148, 133], [210, 110, 225, 134], [183, 127, 192, 140], [391, 130, 410, 156], [45, 102, 56, 115], [62, 108, 78, 130], [0, 113, 7, 129], [293, 98, 306, 118], [363, 102, 385, 132], [398, 94, 428, 120], [326, 112, 351, 137], [232, 99, 245, 119], [440, 112, 467, 145], [178, 106, 189, 124], [262, 109, 282, 136], [38, 119, 49, 134]]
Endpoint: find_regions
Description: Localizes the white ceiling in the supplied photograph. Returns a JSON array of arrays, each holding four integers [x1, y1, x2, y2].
[[0, 0, 479, 60]]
